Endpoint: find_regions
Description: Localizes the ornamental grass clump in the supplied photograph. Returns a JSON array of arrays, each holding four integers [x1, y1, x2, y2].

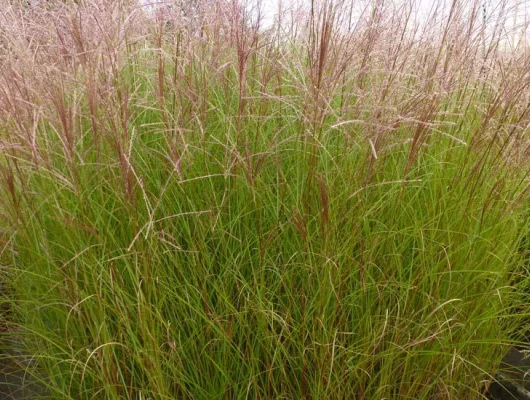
[[0, 0, 530, 398]]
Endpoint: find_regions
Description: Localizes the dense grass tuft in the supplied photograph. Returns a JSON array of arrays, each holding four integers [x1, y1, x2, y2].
[[1, 0, 530, 398]]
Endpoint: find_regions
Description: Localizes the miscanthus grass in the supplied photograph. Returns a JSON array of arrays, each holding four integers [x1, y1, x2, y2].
[[0, 0, 530, 398]]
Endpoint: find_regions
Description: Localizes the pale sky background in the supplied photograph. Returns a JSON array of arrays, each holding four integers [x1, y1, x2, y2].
[[268, 0, 530, 49], [139, 0, 530, 48]]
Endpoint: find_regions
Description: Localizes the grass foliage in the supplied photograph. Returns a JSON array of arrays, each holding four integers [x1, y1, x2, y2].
[[1, 0, 530, 398]]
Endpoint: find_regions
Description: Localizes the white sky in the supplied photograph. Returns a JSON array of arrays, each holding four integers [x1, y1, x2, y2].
[[139, 0, 530, 46]]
